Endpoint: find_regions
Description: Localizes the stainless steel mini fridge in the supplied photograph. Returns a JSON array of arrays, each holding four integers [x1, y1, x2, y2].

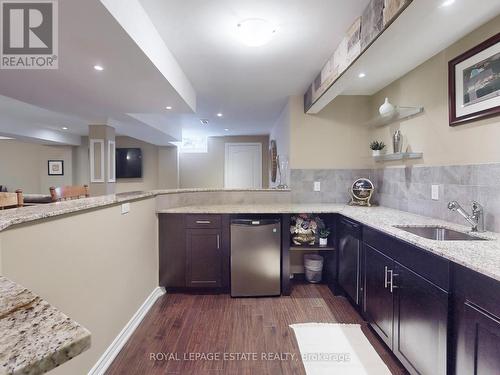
[[230, 219, 281, 297]]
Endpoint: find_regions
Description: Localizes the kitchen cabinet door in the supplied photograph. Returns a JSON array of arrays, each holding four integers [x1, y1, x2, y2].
[[456, 302, 500, 375], [186, 229, 222, 288], [159, 214, 186, 288], [393, 263, 448, 375], [363, 243, 394, 350]]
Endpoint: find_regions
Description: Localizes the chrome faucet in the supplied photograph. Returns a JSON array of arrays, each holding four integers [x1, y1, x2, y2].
[[448, 201, 485, 232]]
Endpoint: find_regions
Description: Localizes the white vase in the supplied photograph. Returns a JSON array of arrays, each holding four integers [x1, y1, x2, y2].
[[379, 97, 395, 117], [372, 149, 385, 157], [319, 238, 328, 247]]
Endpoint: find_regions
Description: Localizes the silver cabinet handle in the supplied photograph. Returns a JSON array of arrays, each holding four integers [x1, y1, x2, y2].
[[216, 235, 220, 249], [384, 266, 389, 289], [387, 269, 399, 293], [196, 220, 211, 224]]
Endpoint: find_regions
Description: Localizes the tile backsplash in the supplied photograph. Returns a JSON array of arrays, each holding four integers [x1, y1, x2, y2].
[[290, 163, 500, 232]]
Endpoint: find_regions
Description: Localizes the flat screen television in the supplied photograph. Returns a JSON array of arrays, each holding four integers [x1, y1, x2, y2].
[[116, 148, 142, 178]]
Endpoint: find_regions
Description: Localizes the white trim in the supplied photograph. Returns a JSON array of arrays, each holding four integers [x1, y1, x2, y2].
[[88, 287, 166, 375], [108, 140, 116, 183], [89, 139, 105, 183], [224, 142, 263, 189]]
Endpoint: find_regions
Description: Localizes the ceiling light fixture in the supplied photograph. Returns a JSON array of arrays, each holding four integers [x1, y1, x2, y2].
[[440, 0, 455, 7], [217, 113, 223, 117], [0, 136, 14, 140], [166, 106, 173, 110], [358, 73, 366, 78], [236, 19, 276, 47], [61, 126, 68, 130], [224, 128, 229, 132], [93, 65, 104, 71]]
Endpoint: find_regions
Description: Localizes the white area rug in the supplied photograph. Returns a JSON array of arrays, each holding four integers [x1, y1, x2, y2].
[[290, 323, 392, 375]]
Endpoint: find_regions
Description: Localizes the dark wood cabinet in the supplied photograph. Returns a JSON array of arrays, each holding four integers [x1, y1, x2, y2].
[[186, 229, 222, 288], [363, 243, 394, 349], [393, 263, 448, 375], [159, 214, 229, 292], [363, 238, 448, 375], [337, 216, 362, 306], [456, 302, 500, 375], [454, 266, 500, 375], [159, 214, 186, 288]]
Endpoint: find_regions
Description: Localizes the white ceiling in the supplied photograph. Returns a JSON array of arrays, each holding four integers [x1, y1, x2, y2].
[[0, 0, 194, 145], [139, 0, 370, 136]]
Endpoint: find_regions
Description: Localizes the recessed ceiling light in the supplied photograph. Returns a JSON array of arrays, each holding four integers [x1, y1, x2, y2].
[[0, 136, 14, 140], [236, 19, 276, 47], [166, 106, 173, 110], [224, 128, 229, 132], [61, 126, 68, 130], [93, 65, 104, 71], [358, 72, 366, 78], [217, 113, 223, 117], [440, 0, 455, 7]]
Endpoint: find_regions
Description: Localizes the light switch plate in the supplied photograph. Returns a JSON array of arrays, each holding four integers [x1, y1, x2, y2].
[[431, 185, 439, 201], [121, 203, 130, 214], [314, 181, 321, 192]]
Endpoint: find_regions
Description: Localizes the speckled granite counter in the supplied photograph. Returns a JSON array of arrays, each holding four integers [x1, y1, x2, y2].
[[158, 204, 500, 282], [0, 277, 91, 375], [0, 189, 289, 232]]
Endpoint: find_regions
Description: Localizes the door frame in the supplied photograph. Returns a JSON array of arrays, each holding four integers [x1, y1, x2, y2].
[[224, 142, 263, 188]]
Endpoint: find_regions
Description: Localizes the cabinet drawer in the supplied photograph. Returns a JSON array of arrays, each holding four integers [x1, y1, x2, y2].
[[185, 215, 221, 229]]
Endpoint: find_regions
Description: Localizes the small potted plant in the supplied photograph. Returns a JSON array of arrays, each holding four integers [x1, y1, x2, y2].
[[318, 228, 331, 247], [370, 141, 386, 157]]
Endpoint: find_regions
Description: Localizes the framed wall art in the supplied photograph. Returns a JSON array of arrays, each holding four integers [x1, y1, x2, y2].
[[449, 32, 500, 126], [48, 160, 64, 176]]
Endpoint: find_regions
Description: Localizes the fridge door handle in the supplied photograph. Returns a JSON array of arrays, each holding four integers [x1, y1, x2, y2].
[[216, 234, 220, 249]]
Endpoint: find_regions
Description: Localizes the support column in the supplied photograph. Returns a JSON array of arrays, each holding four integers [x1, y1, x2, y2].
[[88, 125, 116, 196]]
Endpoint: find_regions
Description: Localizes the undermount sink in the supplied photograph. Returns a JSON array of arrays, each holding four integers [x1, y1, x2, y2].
[[393, 226, 489, 241]]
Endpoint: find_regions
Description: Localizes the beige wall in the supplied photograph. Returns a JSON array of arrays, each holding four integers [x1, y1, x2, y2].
[[115, 137, 178, 193], [289, 95, 373, 169], [0, 198, 158, 375], [0, 139, 74, 194], [158, 146, 179, 189], [370, 15, 500, 167], [179, 135, 270, 188]]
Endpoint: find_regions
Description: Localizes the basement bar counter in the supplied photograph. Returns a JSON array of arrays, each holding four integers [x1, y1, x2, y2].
[[1, 188, 500, 374], [158, 204, 500, 282]]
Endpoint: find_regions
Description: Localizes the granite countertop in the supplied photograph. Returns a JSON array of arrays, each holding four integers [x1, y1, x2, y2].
[[159, 204, 500, 282], [0, 189, 290, 232], [0, 277, 91, 375]]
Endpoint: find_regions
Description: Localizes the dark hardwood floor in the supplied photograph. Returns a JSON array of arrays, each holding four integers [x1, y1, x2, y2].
[[106, 283, 408, 375]]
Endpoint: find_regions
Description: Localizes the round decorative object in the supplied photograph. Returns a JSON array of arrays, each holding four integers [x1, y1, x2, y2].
[[270, 140, 278, 183], [349, 178, 375, 207], [379, 97, 395, 117]]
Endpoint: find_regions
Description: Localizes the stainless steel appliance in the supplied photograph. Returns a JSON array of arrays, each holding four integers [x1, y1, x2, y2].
[[338, 217, 362, 305], [230, 219, 281, 297]]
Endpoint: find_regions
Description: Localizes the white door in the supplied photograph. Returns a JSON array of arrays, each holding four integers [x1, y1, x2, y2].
[[224, 143, 262, 188]]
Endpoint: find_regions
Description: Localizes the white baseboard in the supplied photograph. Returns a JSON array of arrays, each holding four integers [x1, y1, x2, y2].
[[88, 286, 166, 375]]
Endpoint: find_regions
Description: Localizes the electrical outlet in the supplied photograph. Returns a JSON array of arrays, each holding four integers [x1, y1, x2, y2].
[[431, 185, 439, 201], [121, 203, 130, 214], [314, 181, 321, 192]]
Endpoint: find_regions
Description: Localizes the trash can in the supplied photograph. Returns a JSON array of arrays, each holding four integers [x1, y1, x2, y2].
[[304, 254, 324, 283]]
